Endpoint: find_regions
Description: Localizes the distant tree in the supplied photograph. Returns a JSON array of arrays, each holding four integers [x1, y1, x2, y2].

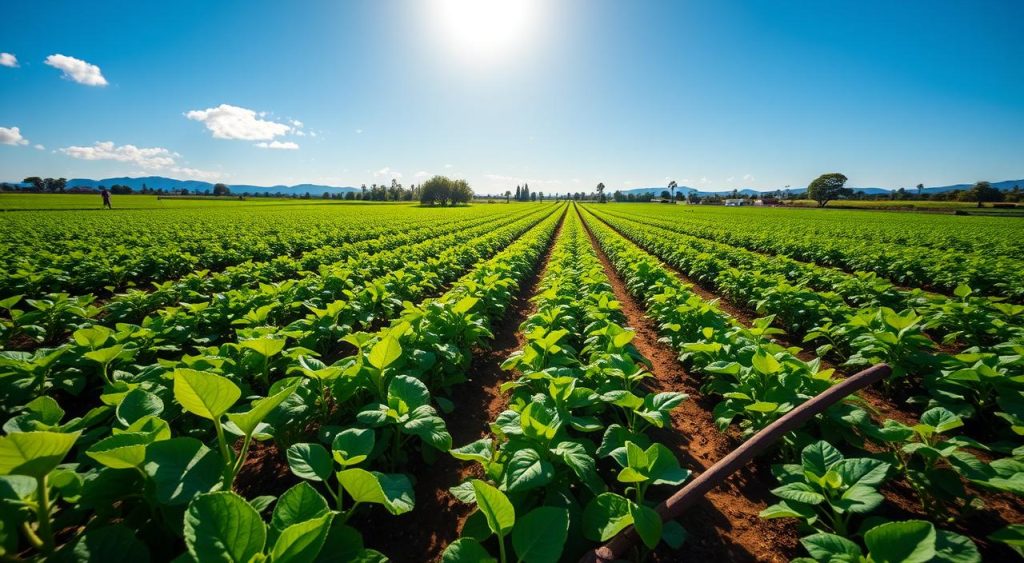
[[420, 176, 452, 206], [360, 184, 367, 200], [596, 182, 606, 203], [450, 179, 473, 205], [504, 189, 512, 203], [660, 190, 671, 200], [807, 173, 850, 207], [966, 181, 1003, 208], [916, 183, 924, 197], [668, 180, 677, 201], [23, 177, 44, 192], [530, 192, 537, 202], [213, 183, 231, 196]]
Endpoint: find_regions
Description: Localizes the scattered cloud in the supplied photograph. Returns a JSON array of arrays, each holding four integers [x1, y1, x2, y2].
[[444, 164, 453, 169], [0, 126, 29, 146], [44, 54, 108, 86], [60, 141, 177, 168], [58, 140, 222, 180], [185, 104, 294, 141], [290, 120, 304, 128], [726, 176, 735, 183], [0, 53, 18, 68], [254, 140, 299, 150], [34, 144, 45, 150], [414, 171, 432, 179], [743, 174, 755, 182], [374, 167, 402, 180]]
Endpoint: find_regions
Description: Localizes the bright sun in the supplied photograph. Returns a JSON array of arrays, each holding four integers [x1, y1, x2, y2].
[[432, 0, 540, 64]]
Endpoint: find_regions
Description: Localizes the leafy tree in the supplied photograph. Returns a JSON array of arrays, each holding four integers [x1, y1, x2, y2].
[[420, 175, 472, 206], [212, 183, 231, 196], [966, 180, 1003, 208], [23, 177, 44, 192], [807, 173, 850, 207], [596, 182, 606, 203], [450, 178, 473, 205], [661, 190, 671, 200], [668, 180, 677, 201], [504, 190, 511, 203]]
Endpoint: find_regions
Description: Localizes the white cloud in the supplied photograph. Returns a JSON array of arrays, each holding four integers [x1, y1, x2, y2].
[[726, 176, 735, 183], [34, 144, 45, 150], [444, 163, 453, 169], [290, 120, 304, 128], [44, 54, 108, 86], [374, 167, 402, 180], [0, 126, 29, 146], [414, 171, 432, 179], [185, 104, 294, 141], [743, 174, 755, 182], [0, 53, 18, 68], [254, 140, 299, 150], [483, 173, 563, 187], [58, 140, 222, 181]]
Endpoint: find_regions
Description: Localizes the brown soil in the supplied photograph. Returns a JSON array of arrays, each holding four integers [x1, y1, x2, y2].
[[579, 207, 799, 562], [358, 209, 567, 562], [234, 440, 299, 499]]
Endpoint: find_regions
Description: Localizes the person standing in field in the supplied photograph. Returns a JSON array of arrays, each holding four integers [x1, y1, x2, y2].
[[100, 188, 112, 209]]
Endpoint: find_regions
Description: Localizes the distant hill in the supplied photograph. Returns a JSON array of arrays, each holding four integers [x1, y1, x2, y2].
[[618, 179, 1023, 198], [58, 176, 360, 196]]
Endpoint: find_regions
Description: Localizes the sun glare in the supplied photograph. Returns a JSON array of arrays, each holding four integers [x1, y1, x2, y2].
[[431, 0, 540, 64]]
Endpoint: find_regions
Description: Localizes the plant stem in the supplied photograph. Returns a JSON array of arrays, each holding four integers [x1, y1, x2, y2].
[[497, 533, 507, 563], [34, 475, 54, 554], [212, 419, 234, 488], [230, 434, 254, 485]]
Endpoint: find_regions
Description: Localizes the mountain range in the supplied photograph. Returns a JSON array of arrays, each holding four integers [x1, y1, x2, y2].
[[619, 179, 1023, 198], [3, 175, 1022, 197]]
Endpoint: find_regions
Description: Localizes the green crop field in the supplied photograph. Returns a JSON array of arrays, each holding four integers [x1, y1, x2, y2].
[[1, 200, 1022, 562]]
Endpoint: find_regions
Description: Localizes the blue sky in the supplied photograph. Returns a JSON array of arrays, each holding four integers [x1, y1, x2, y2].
[[1, 0, 1022, 194]]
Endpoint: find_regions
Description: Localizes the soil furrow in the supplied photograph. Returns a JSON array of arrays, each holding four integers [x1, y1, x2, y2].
[[578, 205, 799, 562]]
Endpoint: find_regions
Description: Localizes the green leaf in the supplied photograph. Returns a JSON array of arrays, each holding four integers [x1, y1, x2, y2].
[[173, 369, 240, 421], [920, 408, 963, 434], [368, 336, 402, 371], [272, 482, 330, 530], [84, 345, 124, 366], [0, 430, 79, 478], [752, 349, 781, 374], [441, 538, 495, 563], [402, 405, 452, 451], [503, 447, 554, 492], [116, 389, 164, 426], [240, 337, 286, 358], [450, 438, 493, 464], [800, 533, 862, 560], [953, 284, 972, 298], [144, 438, 223, 505], [661, 520, 687, 549], [332, 427, 376, 466], [471, 479, 515, 536], [864, 520, 936, 563], [511, 506, 570, 563], [935, 530, 980, 563], [73, 326, 113, 348], [286, 443, 333, 482], [630, 502, 663, 550], [801, 441, 843, 477], [771, 482, 825, 505], [582, 493, 633, 542], [452, 296, 479, 315], [272, 514, 332, 563], [388, 375, 429, 413], [337, 469, 414, 515], [184, 491, 266, 563], [86, 432, 152, 469], [226, 382, 299, 437]]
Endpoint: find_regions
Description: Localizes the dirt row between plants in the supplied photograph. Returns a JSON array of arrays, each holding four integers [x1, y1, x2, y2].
[[358, 208, 568, 562], [581, 207, 1024, 560], [577, 205, 799, 562]]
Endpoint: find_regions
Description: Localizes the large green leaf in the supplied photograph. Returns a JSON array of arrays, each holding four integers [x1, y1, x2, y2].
[[225, 382, 299, 437], [272, 482, 330, 531], [331, 427, 375, 466], [471, 479, 515, 536], [57, 524, 150, 563], [337, 469, 414, 515], [864, 520, 936, 563], [511, 506, 569, 563], [173, 369, 240, 421], [240, 337, 286, 358], [116, 389, 164, 426], [368, 336, 401, 371], [184, 492, 266, 563], [86, 432, 152, 469], [144, 438, 222, 505], [387, 375, 430, 413], [449, 438, 493, 463], [503, 447, 554, 492], [582, 493, 633, 542], [272, 513, 332, 563], [0, 430, 79, 478], [630, 502, 663, 550], [402, 405, 452, 452], [286, 443, 333, 482], [801, 441, 843, 478], [441, 538, 495, 563]]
